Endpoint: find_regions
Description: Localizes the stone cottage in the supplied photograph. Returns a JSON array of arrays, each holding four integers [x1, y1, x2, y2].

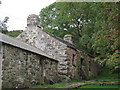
[[0, 14, 99, 89], [0, 32, 59, 89]]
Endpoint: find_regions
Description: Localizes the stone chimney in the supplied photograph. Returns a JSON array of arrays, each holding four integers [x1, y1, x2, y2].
[[27, 14, 40, 27], [63, 34, 73, 44]]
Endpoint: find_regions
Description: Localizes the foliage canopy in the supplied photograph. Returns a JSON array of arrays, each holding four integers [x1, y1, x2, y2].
[[40, 2, 120, 70]]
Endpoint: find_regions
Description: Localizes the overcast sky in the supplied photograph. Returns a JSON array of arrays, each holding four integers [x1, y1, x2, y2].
[[0, 0, 55, 30]]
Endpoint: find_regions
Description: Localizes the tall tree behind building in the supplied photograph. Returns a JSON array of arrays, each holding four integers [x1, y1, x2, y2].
[[40, 2, 120, 71]]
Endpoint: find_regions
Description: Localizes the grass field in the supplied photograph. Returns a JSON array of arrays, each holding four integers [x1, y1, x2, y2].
[[79, 85, 119, 88], [32, 81, 79, 88], [31, 68, 119, 89]]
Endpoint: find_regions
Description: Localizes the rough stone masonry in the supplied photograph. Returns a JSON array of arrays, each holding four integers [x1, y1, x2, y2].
[[17, 14, 99, 82], [17, 14, 81, 81], [0, 33, 59, 88], [0, 41, 3, 90], [0, 14, 99, 89]]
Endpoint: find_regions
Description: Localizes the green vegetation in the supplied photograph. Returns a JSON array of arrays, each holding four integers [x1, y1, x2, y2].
[[79, 85, 119, 88], [32, 68, 119, 89], [2, 2, 119, 72], [33, 83, 65, 88], [31, 2, 120, 89], [32, 79, 119, 89], [94, 68, 119, 80], [5, 30, 23, 37], [2, 2, 119, 89], [79, 68, 119, 89], [40, 2, 120, 72], [32, 81, 79, 88]]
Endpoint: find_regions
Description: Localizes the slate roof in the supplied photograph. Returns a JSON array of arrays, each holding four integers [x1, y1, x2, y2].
[[0, 32, 58, 61]]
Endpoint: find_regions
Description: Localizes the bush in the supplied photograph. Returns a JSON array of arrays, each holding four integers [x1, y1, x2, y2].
[[106, 50, 120, 70]]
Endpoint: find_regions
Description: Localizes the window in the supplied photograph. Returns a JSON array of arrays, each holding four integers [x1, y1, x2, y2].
[[72, 54, 76, 66], [89, 61, 91, 71], [80, 58, 84, 64]]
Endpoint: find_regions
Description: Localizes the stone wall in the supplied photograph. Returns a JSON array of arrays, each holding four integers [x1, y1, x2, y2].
[[89, 60, 99, 78], [55, 47, 82, 82], [17, 27, 99, 82], [2, 43, 58, 88], [79, 51, 99, 80], [66, 47, 81, 81], [61, 47, 99, 81], [17, 27, 67, 61], [42, 58, 59, 84], [0, 42, 3, 90], [16, 14, 99, 83], [17, 27, 68, 81]]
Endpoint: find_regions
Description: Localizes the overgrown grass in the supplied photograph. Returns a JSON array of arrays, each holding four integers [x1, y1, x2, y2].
[[77, 68, 120, 89], [94, 68, 119, 80], [79, 85, 119, 88], [32, 80, 80, 88], [32, 83, 66, 88], [30, 66, 120, 89], [32, 69, 119, 88]]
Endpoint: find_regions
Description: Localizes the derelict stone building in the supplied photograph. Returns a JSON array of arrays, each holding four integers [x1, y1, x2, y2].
[[0, 14, 99, 89], [0, 33, 59, 89]]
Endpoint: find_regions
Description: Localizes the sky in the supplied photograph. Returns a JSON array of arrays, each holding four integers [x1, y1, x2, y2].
[[0, 0, 56, 30]]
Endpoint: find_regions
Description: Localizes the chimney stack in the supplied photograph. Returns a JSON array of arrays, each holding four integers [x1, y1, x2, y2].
[[63, 34, 73, 44], [27, 14, 40, 27]]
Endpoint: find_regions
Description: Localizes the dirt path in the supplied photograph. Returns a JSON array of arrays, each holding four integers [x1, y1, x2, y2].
[[64, 80, 119, 88], [65, 83, 85, 88]]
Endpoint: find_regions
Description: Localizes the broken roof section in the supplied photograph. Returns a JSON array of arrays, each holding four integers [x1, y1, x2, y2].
[[0, 32, 58, 61]]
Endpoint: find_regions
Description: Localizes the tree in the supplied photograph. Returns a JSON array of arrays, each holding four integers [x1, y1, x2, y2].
[[91, 2, 120, 70], [0, 1, 9, 33], [40, 2, 120, 71], [40, 2, 96, 52]]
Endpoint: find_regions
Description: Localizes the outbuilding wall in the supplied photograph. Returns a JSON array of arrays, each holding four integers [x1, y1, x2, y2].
[[2, 43, 58, 88], [66, 47, 81, 81], [0, 42, 3, 90], [79, 51, 99, 80]]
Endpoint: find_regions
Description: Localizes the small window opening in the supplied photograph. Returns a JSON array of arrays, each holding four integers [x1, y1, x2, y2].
[[89, 61, 91, 71], [72, 54, 75, 63], [72, 54, 76, 66], [80, 58, 84, 64]]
